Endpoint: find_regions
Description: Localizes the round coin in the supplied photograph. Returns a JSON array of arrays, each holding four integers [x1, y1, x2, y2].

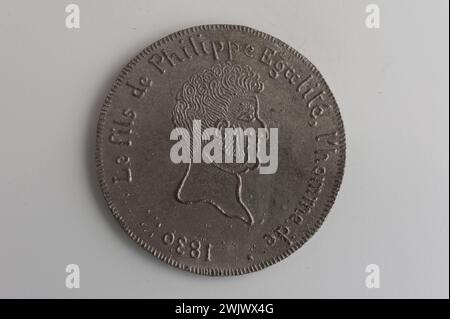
[[95, 25, 345, 276]]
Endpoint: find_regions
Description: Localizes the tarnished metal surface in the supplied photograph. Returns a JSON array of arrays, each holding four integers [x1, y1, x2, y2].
[[95, 25, 346, 276]]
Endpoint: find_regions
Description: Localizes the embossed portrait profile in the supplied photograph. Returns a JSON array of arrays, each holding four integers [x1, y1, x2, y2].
[[172, 62, 267, 226]]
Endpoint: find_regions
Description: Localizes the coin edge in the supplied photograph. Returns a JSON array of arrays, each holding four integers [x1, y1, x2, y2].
[[95, 24, 346, 276]]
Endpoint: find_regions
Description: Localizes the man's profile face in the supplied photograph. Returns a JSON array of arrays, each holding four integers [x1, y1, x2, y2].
[[171, 62, 269, 226], [213, 93, 267, 175], [172, 62, 267, 175]]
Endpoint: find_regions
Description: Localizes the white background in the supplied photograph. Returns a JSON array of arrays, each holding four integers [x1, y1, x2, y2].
[[0, 0, 448, 298]]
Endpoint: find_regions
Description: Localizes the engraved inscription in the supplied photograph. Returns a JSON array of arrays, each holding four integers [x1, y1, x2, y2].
[[148, 34, 256, 74], [162, 231, 213, 262], [315, 131, 339, 163], [262, 131, 340, 248], [263, 212, 304, 248], [112, 155, 132, 183], [126, 75, 152, 99], [109, 108, 136, 184], [259, 47, 331, 127], [108, 108, 136, 146]]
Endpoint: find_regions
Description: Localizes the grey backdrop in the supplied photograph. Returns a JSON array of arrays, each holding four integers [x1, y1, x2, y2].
[[0, 0, 448, 298]]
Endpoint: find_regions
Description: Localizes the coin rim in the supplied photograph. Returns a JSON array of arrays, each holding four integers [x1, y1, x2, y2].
[[95, 24, 346, 276]]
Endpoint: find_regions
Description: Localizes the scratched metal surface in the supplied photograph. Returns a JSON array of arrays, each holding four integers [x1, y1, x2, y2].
[[95, 25, 345, 275]]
